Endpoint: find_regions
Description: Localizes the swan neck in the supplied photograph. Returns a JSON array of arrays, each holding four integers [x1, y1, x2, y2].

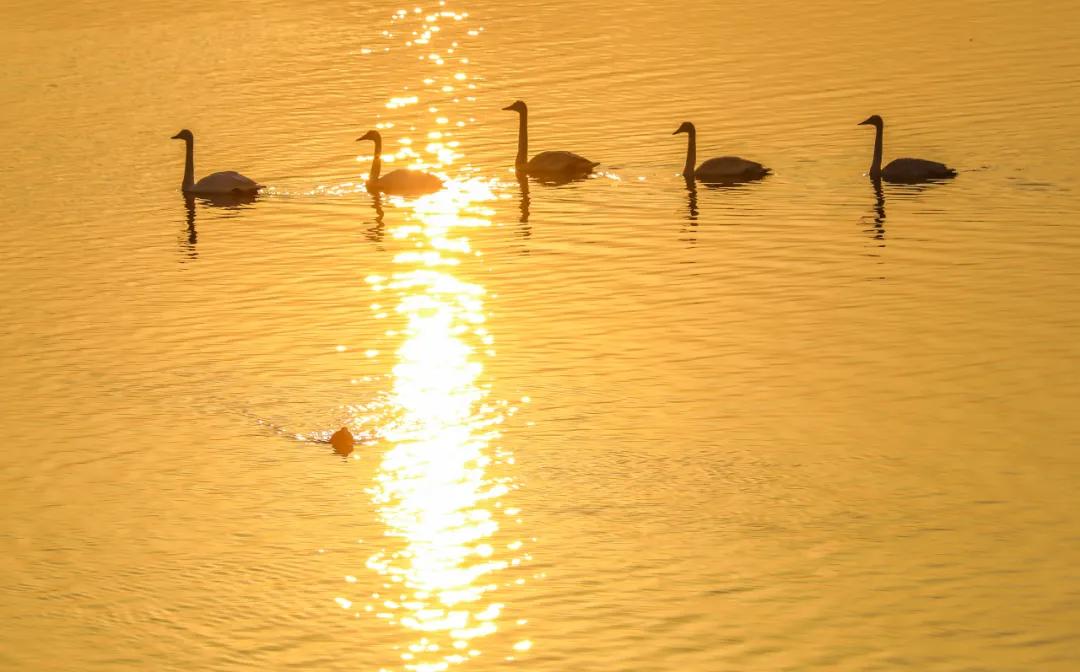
[[683, 128, 696, 178], [515, 110, 528, 169], [369, 137, 382, 182], [182, 137, 195, 192], [870, 123, 883, 179]]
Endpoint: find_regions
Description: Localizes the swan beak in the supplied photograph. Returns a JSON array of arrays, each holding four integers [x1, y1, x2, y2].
[[857, 118, 873, 126], [170, 132, 182, 139], [501, 104, 514, 111], [672, 129, 681, 135]]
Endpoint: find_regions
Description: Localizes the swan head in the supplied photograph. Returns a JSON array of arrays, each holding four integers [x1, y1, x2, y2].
[[502, 100, 527, 114], [171, 129, 194, 142], [356, 129, 382, 143], [858, 115, 884, 128], [673, 121, 696, 135]]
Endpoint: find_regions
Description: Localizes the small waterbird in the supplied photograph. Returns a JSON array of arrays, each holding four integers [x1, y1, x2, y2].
[[329, 426, 355, 455]]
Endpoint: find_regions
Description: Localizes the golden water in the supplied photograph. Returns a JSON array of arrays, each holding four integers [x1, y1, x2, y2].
[[2, 0, 1079, 670]]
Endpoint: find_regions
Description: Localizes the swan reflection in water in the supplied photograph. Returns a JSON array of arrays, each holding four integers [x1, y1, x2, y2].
[[678, 177, 700, 246], [178, 192, 258, 260], [516, 173, 531, 227], [865, 178, 886, 242], [359, 179, 533, 671], [181, 195, 197, 258], [366, 192, 387, 245], [684, 177, 699, 221], [516, 173, 532, 249], [862, 177, 953, 246]]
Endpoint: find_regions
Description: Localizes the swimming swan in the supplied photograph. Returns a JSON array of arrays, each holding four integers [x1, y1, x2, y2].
[[858, 115, 957, 183], [171, 129, 263, 195], [503, 100, 598, 179], [356, 130, 443, 196], [673, 122, 770, 183]]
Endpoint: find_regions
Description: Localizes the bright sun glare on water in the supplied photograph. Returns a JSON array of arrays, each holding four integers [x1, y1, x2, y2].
[[317, 4, 535, 668], [361, 178, 531, 671], [6, 0, 1080, 670], [360, 1, 480, 179], [347, 5, 530, 661]]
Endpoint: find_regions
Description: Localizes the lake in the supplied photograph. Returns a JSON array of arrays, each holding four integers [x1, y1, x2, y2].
[[2, 0, 1079, 670]]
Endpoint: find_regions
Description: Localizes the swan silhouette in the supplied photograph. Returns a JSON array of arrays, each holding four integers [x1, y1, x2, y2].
[[503, 100, 598, 180], [170, 130, 263, 195], [858, 115, 957, 183], [673, 122, 770, 183], [357, 130, 443, 196]]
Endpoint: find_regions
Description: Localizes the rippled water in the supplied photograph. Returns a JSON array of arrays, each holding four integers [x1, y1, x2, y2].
[[2, 0, 1080, 670]]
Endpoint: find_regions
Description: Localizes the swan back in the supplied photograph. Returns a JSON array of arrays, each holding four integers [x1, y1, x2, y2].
[[527, 151, 597, 178], [695, 156, 769, 183], [372, 169, 444, 196], [190, 170, 263, 195], [881, 158, 957, 183]]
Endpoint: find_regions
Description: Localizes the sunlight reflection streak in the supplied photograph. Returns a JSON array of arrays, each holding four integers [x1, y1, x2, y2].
[[362, 177, 527, 672]]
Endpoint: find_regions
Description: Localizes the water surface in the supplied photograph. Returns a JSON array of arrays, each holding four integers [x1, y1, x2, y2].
[[2, 0, 1080, 670]]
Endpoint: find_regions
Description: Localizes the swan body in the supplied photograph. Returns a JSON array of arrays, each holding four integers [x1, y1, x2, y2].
[[879, 157, 955, 182], [859, 115, 957, 183], [526, 150, 597, 176], [357, 130, 443, 196], [171, 130, 263, 195], [503, 100, 598, 179], [673, 122, 770, 183], [190, 170, 261, 194], [694, 156, 770, 182], [371, 168, 444, 195]]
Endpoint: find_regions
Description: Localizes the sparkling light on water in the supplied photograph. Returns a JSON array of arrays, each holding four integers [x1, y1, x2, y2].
[[356, 177, 530, 672], [339, 9, 534, 668]]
